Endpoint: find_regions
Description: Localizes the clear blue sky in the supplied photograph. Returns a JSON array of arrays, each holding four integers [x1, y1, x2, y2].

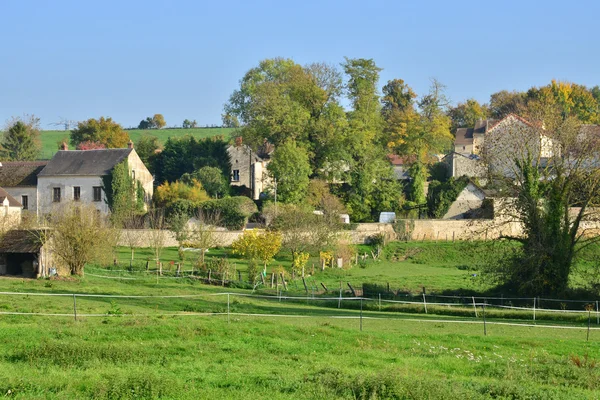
[[1, 0, 598, 129]]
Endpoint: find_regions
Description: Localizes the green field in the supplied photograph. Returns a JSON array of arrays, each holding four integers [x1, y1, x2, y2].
[[0, 272, 598, 399], [38, 127, 236, 159]]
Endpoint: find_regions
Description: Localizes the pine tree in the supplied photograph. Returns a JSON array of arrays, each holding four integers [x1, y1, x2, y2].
[[1, 120, 41, 161]]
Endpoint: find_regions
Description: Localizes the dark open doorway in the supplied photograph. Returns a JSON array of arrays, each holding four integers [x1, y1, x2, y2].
[[5, 253, 35, 277]]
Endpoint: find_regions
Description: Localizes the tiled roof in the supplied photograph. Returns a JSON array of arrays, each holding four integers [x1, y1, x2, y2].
[[38, 149, 133, 176], [0, 161, 47, 187]]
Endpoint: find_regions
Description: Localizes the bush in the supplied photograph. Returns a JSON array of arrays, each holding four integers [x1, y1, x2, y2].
[[199, 197, 258, 230]]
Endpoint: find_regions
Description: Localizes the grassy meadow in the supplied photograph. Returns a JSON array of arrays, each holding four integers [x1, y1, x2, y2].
[[0, 274, 598, 399], [38, 127, 236, 159]]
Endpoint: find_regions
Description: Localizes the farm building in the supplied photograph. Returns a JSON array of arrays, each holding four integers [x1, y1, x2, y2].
[[0, 230, 68, 278]]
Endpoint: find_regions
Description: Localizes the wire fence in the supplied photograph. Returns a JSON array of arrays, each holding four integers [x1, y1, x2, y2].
[[1, 288, 599, 341]]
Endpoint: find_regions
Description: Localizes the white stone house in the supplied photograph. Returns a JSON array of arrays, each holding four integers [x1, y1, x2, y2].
[[37, 143, 154, 215], [0, 161, 47, 217]]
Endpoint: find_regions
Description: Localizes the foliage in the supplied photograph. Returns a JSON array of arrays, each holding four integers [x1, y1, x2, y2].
[[485, 114, 600, 295], [231, 230, 282, 271], [429, 161, 449, 183], [447, 98, 489, 133], [182, 119, 198, 129], [182, 209, 223, 265], [135, 134, 161, 169], [152, 135, 231, 184], [101, 160, 145, 224], [199, 197, 258, 230], [267, 140, 311, 203], [138, 114, 167, 129], [291, 251, 310, 275], [44, 203, 118, 275], [154, 179, 209, 209], [181, 166, 229, 198], [0, 115, 41, 161], [76, 140, 106, 150], [488, 90, 527, 119], [70, 117, 130, 148], [426, 176, 470, 218]]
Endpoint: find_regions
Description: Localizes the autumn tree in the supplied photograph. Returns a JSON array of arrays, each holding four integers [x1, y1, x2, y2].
[[152, 114, 166, 129], [447, 98, 489, 132], [267, 140, 311, 203], [154, 179, 209, 208], [71, 117, 130, 148], [45, 203, 118, 276], [231, 230, 282, 273], [488, 90, 527, 119], [1, 115, 41, 161]]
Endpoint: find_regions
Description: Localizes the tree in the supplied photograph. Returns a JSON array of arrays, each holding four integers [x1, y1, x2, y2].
[[489, 90, 527, 119], [267, 140, 311, 203], [447, 99, 489, 132], [181, 166, 229, 198], [71, 117, 130, 148], [152, 135, 231, 184], [152, 114, 166, 129], [147, 208, 167, 266], [381, 79, 417, 150], [44, 203, 118, 276], [154, 179, 209, 208], [221, 113, 240, 128], [135, 134, 161, 169], [182, 209, 223, 266], [484, 110, 600, 295], [231, 230, 282, 273], [182, 119, 198, 129], [1, 115, 41, 161]]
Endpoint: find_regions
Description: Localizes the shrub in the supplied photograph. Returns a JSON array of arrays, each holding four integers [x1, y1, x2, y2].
[[199, 197, 258, 230]]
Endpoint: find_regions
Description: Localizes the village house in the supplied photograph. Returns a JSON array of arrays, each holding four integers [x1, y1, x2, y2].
[[227, 139, 273, 200], [0, 161, 47, 216], [36, 142, 153, 215]]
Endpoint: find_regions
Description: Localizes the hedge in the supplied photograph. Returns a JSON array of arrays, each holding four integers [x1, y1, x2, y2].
[[165, 196, 258, 230]]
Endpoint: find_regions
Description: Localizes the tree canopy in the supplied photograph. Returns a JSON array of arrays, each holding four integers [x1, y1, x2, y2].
[[70, 117, 130, 148], [1, 115, 41, 161]]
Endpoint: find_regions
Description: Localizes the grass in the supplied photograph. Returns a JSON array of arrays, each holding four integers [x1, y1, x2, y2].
[[0, 275, 598, 399], [38, 127, 236, 159]]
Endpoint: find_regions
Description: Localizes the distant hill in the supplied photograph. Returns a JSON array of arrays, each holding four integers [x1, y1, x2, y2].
[[37, 127, 237, 159]]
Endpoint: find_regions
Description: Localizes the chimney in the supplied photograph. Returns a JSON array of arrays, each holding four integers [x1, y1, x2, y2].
[[235, 136, 243, 147], [128, 140, 134, 149], [60, 142, 68, 151]]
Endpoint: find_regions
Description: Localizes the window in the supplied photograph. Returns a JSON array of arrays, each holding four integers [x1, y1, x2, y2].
[[93, 187, 102, 202], [232, 170, 240, 182], [462, 146, 466, 150], [21, 195, 28, 210], [53, 188, 61, 203], [73, 186, 81, 201]]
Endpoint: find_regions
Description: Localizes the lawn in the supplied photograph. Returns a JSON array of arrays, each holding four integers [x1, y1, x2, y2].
[[0, 275, 598, 399], [38, 127, 236, 159]]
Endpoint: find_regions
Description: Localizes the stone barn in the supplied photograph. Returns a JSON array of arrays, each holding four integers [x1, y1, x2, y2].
[[0, 230, 67, 278]]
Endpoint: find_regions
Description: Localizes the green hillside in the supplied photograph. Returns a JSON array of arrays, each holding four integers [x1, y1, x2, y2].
[[38, 127, 237, 159]]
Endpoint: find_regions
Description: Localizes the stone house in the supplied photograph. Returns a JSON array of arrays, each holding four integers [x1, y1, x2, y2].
[[227, 141, 273, 200], [0, 161, 47, 216], [37, 142, 154, 214], [452, 114, 553, 178], [442, 152, 486, 181]]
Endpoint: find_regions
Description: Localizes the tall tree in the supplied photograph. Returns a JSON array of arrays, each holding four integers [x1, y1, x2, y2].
[[71, 117, 130, 148], [135, 134, 162, 170], [152, 114, 166, 129], [267, 140, 311, 204], [488, 90, 527, 119], [381, 78, 417, 149], [1, 115, 41, 161], [447, 98, 489, 132]]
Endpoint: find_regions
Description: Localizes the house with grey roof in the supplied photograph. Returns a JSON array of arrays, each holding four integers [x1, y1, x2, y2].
[[0, 161, 47, 214], [36, 142, 153, 215]]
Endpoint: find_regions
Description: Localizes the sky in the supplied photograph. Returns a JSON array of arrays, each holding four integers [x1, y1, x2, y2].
[[1, 0, 599, 130]]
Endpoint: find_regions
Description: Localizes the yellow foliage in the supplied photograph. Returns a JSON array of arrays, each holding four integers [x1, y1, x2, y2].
[[291, 251, 310, 274], [231, 230, 282, 270], [154, 179, 209, 208], [319, 251, 334, 268]]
